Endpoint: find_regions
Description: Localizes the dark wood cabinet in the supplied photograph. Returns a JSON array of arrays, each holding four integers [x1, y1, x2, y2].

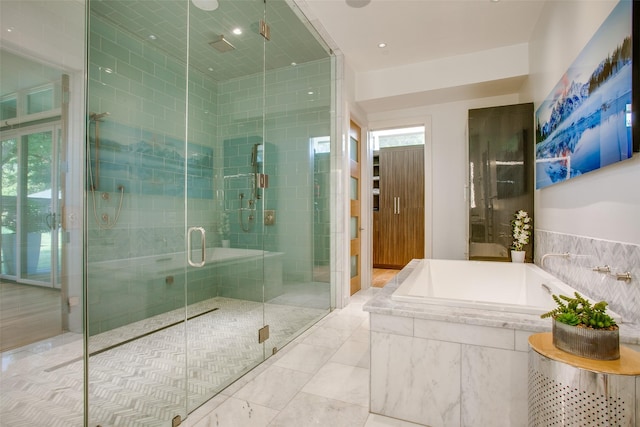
[[373, 146, 424, 269]]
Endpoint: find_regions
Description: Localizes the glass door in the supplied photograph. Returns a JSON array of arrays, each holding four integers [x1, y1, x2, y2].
[[0, 125, 61, 287], [185, 0, 269, 412]]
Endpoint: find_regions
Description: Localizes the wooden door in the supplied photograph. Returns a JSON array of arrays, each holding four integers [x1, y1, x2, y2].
[[349, 120, 362, 295], [375, 148, 397, 267], [396, 147, 424, 266], [373, 146, 424, 268]]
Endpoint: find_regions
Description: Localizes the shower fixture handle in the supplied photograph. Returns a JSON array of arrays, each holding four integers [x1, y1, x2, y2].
[[187, 226, 206, 267]]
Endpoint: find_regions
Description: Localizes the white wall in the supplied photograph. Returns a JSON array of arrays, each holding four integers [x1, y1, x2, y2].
[[368, 93, 521, 260], [522, 0, 640, 245]]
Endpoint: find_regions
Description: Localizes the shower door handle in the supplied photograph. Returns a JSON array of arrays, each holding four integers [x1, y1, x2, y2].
[[187, 226, 206, 267]]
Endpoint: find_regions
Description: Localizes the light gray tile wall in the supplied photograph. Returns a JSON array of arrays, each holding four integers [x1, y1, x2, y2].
[[535, 229, 640, 323]]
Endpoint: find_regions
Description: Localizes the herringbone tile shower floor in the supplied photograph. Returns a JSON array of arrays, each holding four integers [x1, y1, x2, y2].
[[0, 296, 327, 427]]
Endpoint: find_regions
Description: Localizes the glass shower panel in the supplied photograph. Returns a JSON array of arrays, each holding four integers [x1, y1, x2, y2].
[[87, 1, 190, 424], [468, 103, 534, 262], [185, 0, 268, 412], [262, 0, 333, 356]]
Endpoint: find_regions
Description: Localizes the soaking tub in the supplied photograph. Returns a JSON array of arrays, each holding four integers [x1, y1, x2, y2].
[[391, 259, 622, 320], [366, 259, 629, 426]]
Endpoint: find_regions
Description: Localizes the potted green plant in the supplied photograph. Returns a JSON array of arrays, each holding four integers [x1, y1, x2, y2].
[[540, 292, 619, 360], [510, 210, 531, 263]]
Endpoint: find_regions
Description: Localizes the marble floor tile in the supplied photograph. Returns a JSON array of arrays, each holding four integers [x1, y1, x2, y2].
[[269, 392, 369, 427], [365, 413, 428, 426], [190, 396, 279, 427], [272, 342, 336, 374], [302, 361, 370, 407], [330, 338, 370, 368], [350, 320, 372, 344], [301, 324, 356, 349], [233, 365, 313, 410], [182, 393, 228, 427], [322, 312, 369, 333]]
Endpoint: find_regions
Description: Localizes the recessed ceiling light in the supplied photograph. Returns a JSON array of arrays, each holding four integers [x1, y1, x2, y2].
[[148, 34, 157, 40], [103, 67, 113, 74], [308, 91, 314, 95], [291, 62, 297, 67], [378, 43, 387, 49], [208, 67, 214, 71], [232, 28, 242, 35], [7, 27, 15, 33]]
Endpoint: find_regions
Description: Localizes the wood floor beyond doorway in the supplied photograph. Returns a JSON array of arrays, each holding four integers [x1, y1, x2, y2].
[[372, 268, 399, 288], [0, 281, 62, 353]]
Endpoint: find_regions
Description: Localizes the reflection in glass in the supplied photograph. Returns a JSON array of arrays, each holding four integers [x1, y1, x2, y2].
[[1, 137, 18, 276], [468, 103, 534, 261], [0, 96, 17, 121], [26, 86, 54, 115]]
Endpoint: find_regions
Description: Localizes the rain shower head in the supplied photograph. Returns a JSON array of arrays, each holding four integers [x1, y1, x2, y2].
[[209, 35, 235, 53]]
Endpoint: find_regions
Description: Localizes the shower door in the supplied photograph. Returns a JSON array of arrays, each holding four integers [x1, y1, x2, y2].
[[87, 0, 333, 424], [183, 0, 270, 413]]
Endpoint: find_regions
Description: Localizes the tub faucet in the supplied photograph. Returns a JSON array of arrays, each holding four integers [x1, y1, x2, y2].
[[540, 252, 570, 267]]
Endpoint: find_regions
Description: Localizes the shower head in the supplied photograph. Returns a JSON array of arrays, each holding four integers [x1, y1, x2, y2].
[[209, 35, 235, 53], [90, 112, 110, 121]]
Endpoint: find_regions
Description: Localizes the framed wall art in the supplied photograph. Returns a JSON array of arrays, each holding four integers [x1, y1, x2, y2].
[[535, 0, 634, 189]]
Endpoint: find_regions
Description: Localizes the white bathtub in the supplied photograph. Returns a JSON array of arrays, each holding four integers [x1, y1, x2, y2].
[[391, 259, 622, 320]]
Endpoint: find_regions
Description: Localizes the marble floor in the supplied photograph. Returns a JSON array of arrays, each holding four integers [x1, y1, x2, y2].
[[1, 287, 423, 427], [181, 288, 424, 427]]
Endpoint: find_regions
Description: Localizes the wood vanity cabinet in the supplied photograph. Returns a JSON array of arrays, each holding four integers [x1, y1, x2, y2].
[[373, 146, 424, 269]]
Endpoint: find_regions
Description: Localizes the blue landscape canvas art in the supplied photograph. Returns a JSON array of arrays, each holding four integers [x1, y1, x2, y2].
[[535, 0, 633, 189]]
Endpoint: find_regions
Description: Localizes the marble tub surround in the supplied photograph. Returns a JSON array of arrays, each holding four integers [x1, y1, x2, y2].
[[535, 229, 640, 324], [365, 260, 640, 346], [364, 260, 640, 427]]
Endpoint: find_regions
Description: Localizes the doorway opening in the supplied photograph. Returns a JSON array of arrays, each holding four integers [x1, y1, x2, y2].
[[370, 126, 425, 286]]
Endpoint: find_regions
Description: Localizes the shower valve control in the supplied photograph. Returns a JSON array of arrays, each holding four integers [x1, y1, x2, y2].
[[264, 210, 276, 226]]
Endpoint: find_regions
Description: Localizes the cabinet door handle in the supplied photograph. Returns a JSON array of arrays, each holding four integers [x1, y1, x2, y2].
[[393, 197, 397, 214], [397, 197, 400, 214]]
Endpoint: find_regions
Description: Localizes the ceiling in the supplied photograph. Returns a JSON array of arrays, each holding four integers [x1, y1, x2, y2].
[[89, 0, 330, 83], [302, 0, 546, 73], [302, 0, 546, 112], [1, 0, 546, 108]]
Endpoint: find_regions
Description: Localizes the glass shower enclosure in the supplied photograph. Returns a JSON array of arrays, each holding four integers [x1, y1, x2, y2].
[[85, 0, 333, 424]]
